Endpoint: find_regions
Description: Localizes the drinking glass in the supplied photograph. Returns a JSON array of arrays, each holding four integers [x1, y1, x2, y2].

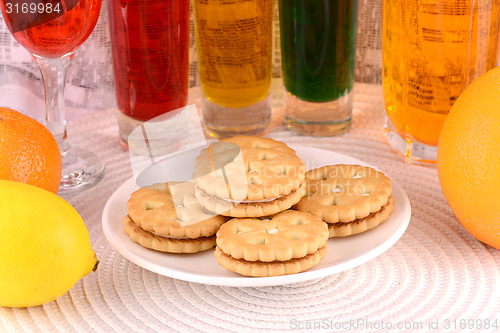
[[382, 0, 500, 163], [108, 0, 190, 149], [0, 0, 104, 193], [279, 0, 358, 136], [193, 0, 273, 139]]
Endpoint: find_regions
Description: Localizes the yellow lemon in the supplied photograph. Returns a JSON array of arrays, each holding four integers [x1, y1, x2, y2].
[[0, 180, 98, 307], [437, 66, 500, 250]]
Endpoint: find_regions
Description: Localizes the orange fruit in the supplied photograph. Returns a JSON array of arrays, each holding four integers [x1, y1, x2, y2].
[[0, 108, 62, 193], [437, 66, 500, 250]]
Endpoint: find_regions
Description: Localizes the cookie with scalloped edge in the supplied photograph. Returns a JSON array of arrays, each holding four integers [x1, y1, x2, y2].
[[294, 164, 392, 224], [328, 196, 395, 237], [193, 136, 306, 217], [125, 182, 227, 253], [127, 181, 227, 238], [214, 210, 328, 276], [123, 216, 217, 253]]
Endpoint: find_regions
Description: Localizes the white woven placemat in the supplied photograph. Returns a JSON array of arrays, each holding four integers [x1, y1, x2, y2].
[[1, 83, 499, 332]]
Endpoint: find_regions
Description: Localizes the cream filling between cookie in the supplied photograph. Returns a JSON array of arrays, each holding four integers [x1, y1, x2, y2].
[[219, 245, 327, 264], [148, 228, 212, 240], [132, 220, 210, 240], [198, 185, 304, 205], [149, 231, 193, 239], [220, 195, 284, 204]]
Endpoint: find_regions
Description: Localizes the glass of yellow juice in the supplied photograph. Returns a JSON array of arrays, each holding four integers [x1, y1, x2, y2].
[[382, 0, 499, 163], [193, 0, 273, 139]]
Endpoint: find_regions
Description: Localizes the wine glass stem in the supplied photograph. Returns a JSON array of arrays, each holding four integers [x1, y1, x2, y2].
[[33, 54, 74, 157]]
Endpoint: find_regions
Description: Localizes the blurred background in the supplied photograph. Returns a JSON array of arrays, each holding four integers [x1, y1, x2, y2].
[[0, 0, 382, 120]]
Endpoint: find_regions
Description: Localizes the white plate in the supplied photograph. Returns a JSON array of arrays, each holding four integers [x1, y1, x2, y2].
[[102, 146, 411, 287]]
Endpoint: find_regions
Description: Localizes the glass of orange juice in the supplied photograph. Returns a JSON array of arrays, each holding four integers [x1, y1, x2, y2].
[[382, 0, 500, 163]]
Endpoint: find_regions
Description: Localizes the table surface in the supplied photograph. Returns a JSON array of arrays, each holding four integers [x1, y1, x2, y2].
[[1, 83, 499, 332]]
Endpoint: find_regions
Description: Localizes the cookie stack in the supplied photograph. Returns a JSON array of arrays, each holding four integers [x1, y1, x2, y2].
[[194, 136, 307, 217], [214, 210, 329, 277], [294, 164, 394, 237], [123, 182, 227, 253]]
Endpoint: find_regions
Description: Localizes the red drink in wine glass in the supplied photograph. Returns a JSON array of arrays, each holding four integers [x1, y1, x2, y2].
[[1, 0, 101, 57], [0, 0, 105, 193]]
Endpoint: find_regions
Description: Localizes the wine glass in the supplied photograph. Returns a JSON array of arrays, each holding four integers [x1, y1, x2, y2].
[[0, 0, 104, 193]]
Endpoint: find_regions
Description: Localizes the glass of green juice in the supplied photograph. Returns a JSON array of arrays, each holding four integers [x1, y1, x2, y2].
[[279, 0, 358, 136]]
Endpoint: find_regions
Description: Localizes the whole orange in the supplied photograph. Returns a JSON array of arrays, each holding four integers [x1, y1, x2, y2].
[[437, 66, 500, 250], [0, 108, 62, 193]]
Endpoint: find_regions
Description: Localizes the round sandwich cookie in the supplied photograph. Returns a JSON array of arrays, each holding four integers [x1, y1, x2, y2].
[[214, 210, 329, 277], [193, 135, 307, 217], [294, 164, 394, 237], [124, 181, 227, 253]]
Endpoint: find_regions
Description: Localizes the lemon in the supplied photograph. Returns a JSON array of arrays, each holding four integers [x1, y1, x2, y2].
[[0, 180, 98, 307]]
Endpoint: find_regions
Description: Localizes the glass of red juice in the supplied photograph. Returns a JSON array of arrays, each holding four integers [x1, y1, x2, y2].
[[108, 0, 190, 148]]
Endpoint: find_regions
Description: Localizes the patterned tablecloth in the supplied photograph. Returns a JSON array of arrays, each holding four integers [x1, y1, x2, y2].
[[1, 83, 499, 332]]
